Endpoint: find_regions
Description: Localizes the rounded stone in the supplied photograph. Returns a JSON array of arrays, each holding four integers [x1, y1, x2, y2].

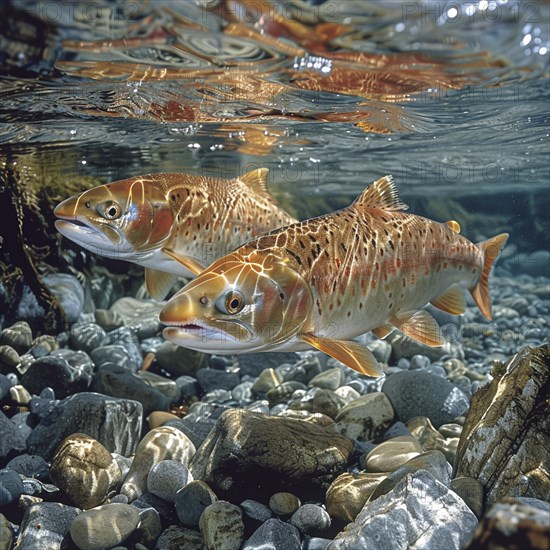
[[199, 500, 244, 550], [0, 322, 33, 354], [175, 480, 218, 528], [41, 273, 85, 324], [450, 476, 484, 518], [50, 434, 121, 509], [148, 411, 180, 429], [70, 503, 140, 550], [6, 454, 49, 481], [290, 504, 331, 534], [308, 368, 345, 391], [251, 368, 283, 396], [0, 345, 20, 370], [410, 355, 431, 370], [0, 468, 24, 507], [243, 518, 301, 550], [240, 499, 273, 523], [69, 323, 107, 354], [147, 460, 193, 503], [121, 426, 196, 502], [0, 513, 12, 550], [365, 436, 423, 473], [269, 492, 301, 516]]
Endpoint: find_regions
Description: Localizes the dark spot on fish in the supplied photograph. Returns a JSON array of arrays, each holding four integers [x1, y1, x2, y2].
[[279, 292, 285, 300], [299, 240, 306, 249], [340, 243, 347, 253], [286, 248, 302, 266], [85, 201, 91, 208], [359, 302, 363, 309]]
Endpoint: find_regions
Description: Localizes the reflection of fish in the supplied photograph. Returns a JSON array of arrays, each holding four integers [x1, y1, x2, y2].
[[160, 176, 508, 376], [55, 169, 297, 299]]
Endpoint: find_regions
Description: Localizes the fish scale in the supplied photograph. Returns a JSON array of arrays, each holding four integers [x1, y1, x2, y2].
[[160, 175, 508, 376]]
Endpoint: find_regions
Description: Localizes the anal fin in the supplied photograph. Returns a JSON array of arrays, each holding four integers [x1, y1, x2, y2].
[[391, 310, 444, 347], [300, 333, 384, 377], [162, 248, 206, 276], [431, 285, 466, 315], [372, 324, 394, 339], [145, 268, 177, 301]]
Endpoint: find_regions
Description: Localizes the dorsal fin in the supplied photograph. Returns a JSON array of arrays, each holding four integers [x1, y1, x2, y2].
[[239, 168, 275, 202], [352, 175, 408, 211]]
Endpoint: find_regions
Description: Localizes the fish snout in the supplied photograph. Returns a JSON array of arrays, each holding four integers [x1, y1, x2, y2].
[[159, 292, 198, 326], [53, 198, 76, 219]]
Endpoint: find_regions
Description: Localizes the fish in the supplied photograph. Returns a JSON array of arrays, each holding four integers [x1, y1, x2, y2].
[[159, 175, 508, 377], [54, 168, 297, 300]]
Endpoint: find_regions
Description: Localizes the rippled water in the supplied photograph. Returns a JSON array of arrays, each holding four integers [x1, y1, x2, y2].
[[1, 0, 549, 249]]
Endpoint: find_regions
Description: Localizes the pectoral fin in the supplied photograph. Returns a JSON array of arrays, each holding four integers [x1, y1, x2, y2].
[[299, 333, 384, 377], [431, 285, 466, 315], [145, 269, 178, 301], [162, 248, 206, 276], [391, 310, 444, 347], [372, 324, 394, 339]]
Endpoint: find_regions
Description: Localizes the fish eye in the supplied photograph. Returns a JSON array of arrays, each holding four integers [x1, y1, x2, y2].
[[98, 201, 122, 220], [216, 290, 245, 315]]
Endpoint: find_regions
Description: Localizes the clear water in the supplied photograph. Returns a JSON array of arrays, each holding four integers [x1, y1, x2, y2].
[[1, 0, 549, 254]]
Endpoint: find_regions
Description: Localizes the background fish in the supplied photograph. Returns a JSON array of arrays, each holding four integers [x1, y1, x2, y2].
[[55, 168, 297, 299], [160, 176, 508, 376]]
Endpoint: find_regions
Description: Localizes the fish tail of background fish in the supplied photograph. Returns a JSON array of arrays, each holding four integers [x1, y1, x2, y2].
[[471, 233, 509, 320]]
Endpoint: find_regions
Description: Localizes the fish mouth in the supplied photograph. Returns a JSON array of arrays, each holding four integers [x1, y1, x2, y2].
[[54, 219, 125, 255]]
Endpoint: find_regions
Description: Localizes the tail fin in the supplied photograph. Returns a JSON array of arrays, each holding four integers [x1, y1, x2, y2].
[[470, 233, 509, 320]]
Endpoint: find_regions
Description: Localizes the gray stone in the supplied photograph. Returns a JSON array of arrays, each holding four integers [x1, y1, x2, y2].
[[176, 375, 200, 401], [407, 416, 460, 465], [269, 492, 301, 516], [450, 476, 484, 518], [154, 341, 208, 377], [328, 470, 478, 549], [164, 416, 217, 450], [308, 368, 345, 391], [232, 381, 253, 402], [0, 410, 27, 460], [190, 409, 353, 501], [17, 502, 79, 550], [175, 480, 218, 528], [382, 371, 469, 428], [243, 518, 301, 550], [199, 500, 244, 550], [454, 345, 550, 504], [0, 321, 33, 354], [196, 368, 240, 392], [333, 392, 394, 442], [291, 504, 331, 535], [49, 434, 121, 509], [147, 460, 193, 503], [91, 345, 136, 372], [368, 340, 392, 364], [69, 322, 107, 354], [21, 354, 92, 398], [94, 309, 124, 332], [0, 513, 12, 550], [0, 468, 23, 506], [303, 537, 331, 550], [238, 353, 301, 378], [92, 363, 169, 416], [0, 374, 12, 401], [121, 426, 196, 502], [0, 345, 20, 371], [70, 503, 140, 550], [410, 355, 431, 370], [41, 273, 85, 323], [133, 506, 162, 548], [155, 525, 205, 549], [27, 392, 142, 460], [6, 454, 49, 480], [240, 499, 272, 523], [137, 370, 179, 404], [251, 368, 283, 396], [267, 381, 307, 405], [369, 450, 452, 502], [311, 389, 346, 418]]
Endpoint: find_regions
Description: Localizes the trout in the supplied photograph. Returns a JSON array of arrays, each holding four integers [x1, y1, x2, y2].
[[54, 169, 297, 299], [159, 175, 508, 376]]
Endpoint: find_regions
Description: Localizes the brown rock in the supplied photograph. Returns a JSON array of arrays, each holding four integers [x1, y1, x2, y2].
[[407, 416, 459, 464], [364, 436, 423, 473], [454, 345, 550, 504], [269, 492, 301, 516], [189, 409, 352, 501], [326, 472, 386, 522]]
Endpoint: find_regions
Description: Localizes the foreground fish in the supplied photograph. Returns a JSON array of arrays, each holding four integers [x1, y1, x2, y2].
[[55, 169, 297, 299], [160, 176, 508, 376]]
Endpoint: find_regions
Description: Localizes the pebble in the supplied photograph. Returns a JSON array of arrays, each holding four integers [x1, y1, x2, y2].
[[196, 368, 240, 392], [147, 459, 193, 503], [240, 499, 273, 523], [308, 368, 345, 390], [6, 454, 49, 480], [243, 518, 301, 550], [190, 409, 352, 501], [267, 381, 308, 405], [0, 513, 12, 550], [409, 354, 431, 370], [368, 339, 392, 364], [27, 392, 143, 460], [176, 375, 200, 401], [0, 374, 11, 402], [0, 410, 27, 460], [0, 345, 20, 371], [333, 392, 394, 441], [175, 480, 218, 528], [329, 470, 478, 549], [133, 506, 162, 548], [269, 492, 301, 516], [382, 370, 469, 428], [407, 416, 459, 464], [450, 476, 484, 518], [326, 472, 387, 522], [364, 436, 423, 473], [90, 344, 136, 372], [148, 411, 179, 429], [69, 322, 107, 354], [155, 525, 206, 549], [382, 421, 411, 440], [16, 502, 79, 549], [49, 434, 121, 509], [250, 368, 283, 396], [41, 273, 85, 323], [0, 321, 33, 354], [121, 426, 196, 502], [137, 370, 179, 403], [334, 385, 361, 404], [94, 309, 124, 331], [199, 500, 244, 550], [303, 537, 332, 550], [154, 341, 209, 377], [291, 503, 331, 535], [0, 468, 24, 506], [311, 389, 346, 418], [231, 381, 253, 402], [70, 503, 140, 550]]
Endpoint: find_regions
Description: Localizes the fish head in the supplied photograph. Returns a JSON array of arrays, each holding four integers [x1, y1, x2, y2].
[[54, 176, 174, 260], [160, 251, 312, 353]]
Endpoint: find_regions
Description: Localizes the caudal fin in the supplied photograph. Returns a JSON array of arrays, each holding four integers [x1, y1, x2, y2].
[[470, 233, 509, 320]]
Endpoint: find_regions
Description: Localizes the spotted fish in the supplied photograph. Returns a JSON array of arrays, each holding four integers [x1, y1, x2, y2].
[[159, 175, 508, 376], [54, 169, 297, 299]]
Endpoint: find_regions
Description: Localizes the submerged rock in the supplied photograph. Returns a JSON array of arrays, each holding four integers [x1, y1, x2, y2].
[[328, 470, 477, 549], [454, 345, 550, 504], [199, 500, 244, 550], [190, 409, 353, 501]]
